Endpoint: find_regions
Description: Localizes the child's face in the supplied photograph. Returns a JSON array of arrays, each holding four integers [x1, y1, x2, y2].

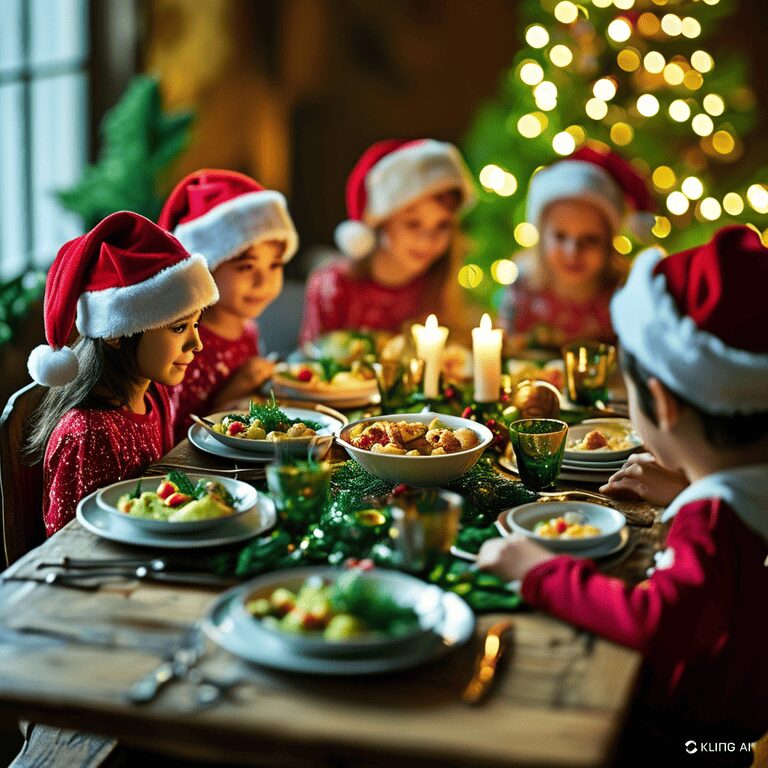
[[136, 310, 203, 386], [541, 200, 612, 290], [213, 240, 285, 319], [379, 195, 457, 281]]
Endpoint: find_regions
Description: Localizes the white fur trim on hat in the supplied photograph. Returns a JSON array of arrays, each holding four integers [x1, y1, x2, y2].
[[334, 220, 377, 259], [27, 344, 79, 387], [611, 247, 768, 415], [365, 140, 476, 225], [75, 253, 219, 339], [527, 160, 624, 234], [173, 191, 299, 270]]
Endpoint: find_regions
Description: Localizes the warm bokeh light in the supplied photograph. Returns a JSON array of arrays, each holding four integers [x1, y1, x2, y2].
[[525, 25, 550, 48], [514, 222, 540, 248], [637, 13, 660, 36], [610, 122, 634, 146], [712, 130, 735, 155], [660, 14, 682, 36], [691, 50, 714, 73], [722, 192, 744, 216], [703, 94, 725, 116], [479, 164, 505, 190], [652, 215, 672, 238], [699, 197, 722, 220], [613, 0, 635, 10], [491, 259, 520, 285], [669, 99, 691, 122], [607, 18, 632, 43], [534, 80, 558, 111], [593, 77, 617, 101], [643, 51, 665, 74], [747, 185, 768, 214], [517, 114, 544, 138], [591, 0, 612, 6], [684, 70, 704, 90], [613, 235, 632, 255], [692, 113, 714, 136], [552, 131, 576, 155], [637, 94, 660, 117], [585, 97, 608, 120], [617, 48, 641, 72], [666, 191, 690, 215], [653, 166, 676, 190], [681, 176, 704, 200], [663, 63, 685, 85], [550, 44, 573, 67], [554, 1, 579, 24], [520, 61, 545, 85], [458, 264, 483, 289], [681, 17, 702, 38]]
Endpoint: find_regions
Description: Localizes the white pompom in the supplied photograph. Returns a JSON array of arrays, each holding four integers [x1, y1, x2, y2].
[[626, 211, 657, 243], [334, 220, 376, 260], [27, 344, 79, 387]]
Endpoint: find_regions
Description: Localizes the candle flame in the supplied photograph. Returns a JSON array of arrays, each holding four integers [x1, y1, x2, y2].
[[480, 313, 492, 332], [425, 314, 438, 330]]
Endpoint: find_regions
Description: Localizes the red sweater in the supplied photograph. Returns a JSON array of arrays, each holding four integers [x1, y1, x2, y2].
[[299, 260, 429, 343], [523, 466, 768, 749], [43, 385, 175, 536], [170, 322, 260, 443]]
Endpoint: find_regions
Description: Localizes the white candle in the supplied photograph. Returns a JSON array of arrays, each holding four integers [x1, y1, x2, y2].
[[411, 314, 449, 400], [472, 313, 502, 403]]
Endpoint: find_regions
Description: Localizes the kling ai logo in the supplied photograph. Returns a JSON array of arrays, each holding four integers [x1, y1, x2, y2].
[[685, 741, 698, 754]]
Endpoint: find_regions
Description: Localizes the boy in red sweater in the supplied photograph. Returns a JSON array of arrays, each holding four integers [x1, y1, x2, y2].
[[479, 225, 768, 766]]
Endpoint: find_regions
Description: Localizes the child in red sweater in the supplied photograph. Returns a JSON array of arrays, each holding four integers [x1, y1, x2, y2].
[[158, 170, 298, 441], [480, 225, 768, 765], [24, 212, 218, 535], [299, 139, 477, 345]]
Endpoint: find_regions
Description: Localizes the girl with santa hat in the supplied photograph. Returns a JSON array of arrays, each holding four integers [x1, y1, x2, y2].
[[158, 169, 298, 441], [480, 225, 768, 766], [24, 211, 219, 535], [299, 139, 478, 345], [499, 145, 656, 351]]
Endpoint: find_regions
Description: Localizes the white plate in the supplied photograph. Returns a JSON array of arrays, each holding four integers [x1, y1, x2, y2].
[[201, 407, 345, 455], [563, 419, 642, 462], [560, 460, 623, 474], [272, 383, 380, 410], [188, 424, 274, 464], [503, 501, 625, 551], [561, 456, 626, 471], [95, 475, 259, 534], [203, 582, 474, 675], [76, 491, 275, 549], [499, 453, 614, 485]]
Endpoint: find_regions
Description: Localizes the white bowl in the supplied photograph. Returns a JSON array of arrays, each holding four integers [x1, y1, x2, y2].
[[96, 474, 259, 534], [505, 501, 626, 552], [563, 418, 642, 462], [339, 412, 493, 487], [236, 566, 445, 658], [200, 406, 346, 455]]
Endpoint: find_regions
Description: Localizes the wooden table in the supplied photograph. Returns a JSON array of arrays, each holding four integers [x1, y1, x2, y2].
[[0, 440, 666, 768]]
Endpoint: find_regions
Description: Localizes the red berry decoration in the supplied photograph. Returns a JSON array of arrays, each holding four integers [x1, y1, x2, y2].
[[297, 368, 313, 383], [461, 406, 476, 420], [443, 386, 457, 400], [392, 483, 410, 496], [555, 518, 568, 534]]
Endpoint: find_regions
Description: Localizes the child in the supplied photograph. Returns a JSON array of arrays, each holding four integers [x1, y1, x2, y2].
[[299, 139, 476, 344], [158, 169, 298, 441], [479, 225, 768, 765], [25, 211, 219, 535], [499, 146, 655, 351]]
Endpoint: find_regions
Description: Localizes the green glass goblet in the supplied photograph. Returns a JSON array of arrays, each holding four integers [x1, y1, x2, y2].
[[266, 460, 331, 532], [508, 419, 569, 491]]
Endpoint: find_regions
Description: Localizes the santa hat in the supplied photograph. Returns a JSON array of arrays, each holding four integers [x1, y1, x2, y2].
[[158, 169, 298, 270], [334, 139, 476, 259], [611, 225, 768, 415], [527, 146, 656, 241], [28, 211, 219, 387]]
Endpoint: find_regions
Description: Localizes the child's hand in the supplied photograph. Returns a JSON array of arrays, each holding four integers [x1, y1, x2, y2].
[[477, 534, 557, 583], [599, 452, 688, 506], [234, 357, 276, 390]]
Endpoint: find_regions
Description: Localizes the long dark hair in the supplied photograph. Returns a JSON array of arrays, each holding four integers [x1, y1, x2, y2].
[[24, 334, 145, 463]]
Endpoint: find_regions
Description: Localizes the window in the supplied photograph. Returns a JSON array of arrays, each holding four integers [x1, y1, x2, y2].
[[0, 0, 89, 280]]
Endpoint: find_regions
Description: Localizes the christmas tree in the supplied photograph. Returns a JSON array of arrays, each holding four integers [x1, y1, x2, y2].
[[461, 0, 768, 309]]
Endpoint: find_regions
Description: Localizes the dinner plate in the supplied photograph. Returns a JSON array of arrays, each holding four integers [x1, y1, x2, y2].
[[188, 424, 274, 464], [560, 460, 623, 474], [498, 453, 615, 485], [200, 407, 346, 455], [563, 419, 642, 463], [271, 367, 380, 409], [95, 474, 259, 534], [494, 511, 630, 559], [76, 490, 275, 549], [561, 457, 626, 471], [203, 582, 475, 675]]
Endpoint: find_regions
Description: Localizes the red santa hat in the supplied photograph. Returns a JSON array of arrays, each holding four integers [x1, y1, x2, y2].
[[611, 225, 768, 415], [158, 169, 298, 271], [334, 139, 476, 259], [527, 146, 656, 241], [28, 211, 219, 387]]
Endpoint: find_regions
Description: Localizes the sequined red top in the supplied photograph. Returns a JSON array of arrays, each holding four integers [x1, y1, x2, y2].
[[170, 322, 260, 442], [299, 260, 430, 343], [43, 384, 175, 536]]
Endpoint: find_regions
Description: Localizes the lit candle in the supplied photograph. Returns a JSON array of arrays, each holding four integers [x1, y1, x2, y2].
[[472, 313, 502, 403], [411, 314, 449, 400]]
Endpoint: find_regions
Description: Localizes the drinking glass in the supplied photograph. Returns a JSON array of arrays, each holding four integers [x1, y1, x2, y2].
[[265, 460, 331, 532], [508, 418, 568, 491], [562, 342, 616, 406]]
